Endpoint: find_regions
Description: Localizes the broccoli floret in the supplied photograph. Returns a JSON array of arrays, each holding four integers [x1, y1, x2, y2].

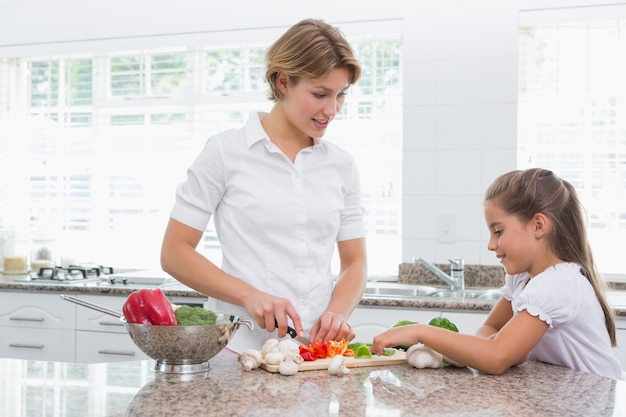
[[174, 305, 217, 326]]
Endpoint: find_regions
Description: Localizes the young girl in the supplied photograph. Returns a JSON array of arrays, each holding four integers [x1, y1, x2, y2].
[[371, 168, 623, 380], [161, 19, 366, 352]]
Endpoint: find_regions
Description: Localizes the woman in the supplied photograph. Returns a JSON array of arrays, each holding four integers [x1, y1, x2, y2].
[[161, 19, 367, 352]]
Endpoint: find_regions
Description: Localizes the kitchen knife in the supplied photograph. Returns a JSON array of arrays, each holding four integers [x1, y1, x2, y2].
[[275, 319, 311, 345]]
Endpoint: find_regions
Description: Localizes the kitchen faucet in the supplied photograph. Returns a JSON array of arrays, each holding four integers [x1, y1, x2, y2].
[[412, 257, 465, 291]]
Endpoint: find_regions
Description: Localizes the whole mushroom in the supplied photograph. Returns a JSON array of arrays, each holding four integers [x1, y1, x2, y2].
[[239, 349, 263, 371], [278, 351, 300, 376], [328, 355, 350, 376], [261, 339, 279, 359], [264, 346, 285, 365]]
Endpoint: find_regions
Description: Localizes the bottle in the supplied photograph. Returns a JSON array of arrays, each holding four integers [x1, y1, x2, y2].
[[2, 236, 30, 275], [31, 238, 58, 274]]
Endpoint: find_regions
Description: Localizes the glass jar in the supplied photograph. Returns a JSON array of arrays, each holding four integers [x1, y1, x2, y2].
[[2, 236, 30, 275], [31, 238, 58, 273]]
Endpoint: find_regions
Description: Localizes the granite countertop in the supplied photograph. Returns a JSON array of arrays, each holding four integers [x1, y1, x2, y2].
[[0, 351, 624, 417], [1, 272, 625, 317]]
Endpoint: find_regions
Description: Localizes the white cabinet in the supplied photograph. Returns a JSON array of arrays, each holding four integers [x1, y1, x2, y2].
[[0, 291, 76, 361], [350, 306, 489, 342], [0, 290, 208, 364], [73, 294, 208, 364], [74, 294, 150, 364]]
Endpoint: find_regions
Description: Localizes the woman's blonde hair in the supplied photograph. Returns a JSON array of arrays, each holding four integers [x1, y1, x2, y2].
[[265, 19, 361, 102], [484, 168, 617, 346]]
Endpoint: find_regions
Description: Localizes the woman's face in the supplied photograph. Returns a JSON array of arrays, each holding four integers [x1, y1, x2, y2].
[[279, 68, 350, 139]]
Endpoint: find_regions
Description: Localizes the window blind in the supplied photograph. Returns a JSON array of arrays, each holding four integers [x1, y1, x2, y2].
[[518, 17, 626, 276], [0, 35, 402, 275]]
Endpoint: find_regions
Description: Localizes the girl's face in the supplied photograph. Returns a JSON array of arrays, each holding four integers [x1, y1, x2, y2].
[[484, 199, 541, 276], [279, 68, 350, 139]]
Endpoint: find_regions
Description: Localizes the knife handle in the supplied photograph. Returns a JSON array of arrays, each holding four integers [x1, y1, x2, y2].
[[274, 319, 297, 338]]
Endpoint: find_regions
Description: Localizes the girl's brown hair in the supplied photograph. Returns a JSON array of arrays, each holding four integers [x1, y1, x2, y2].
[[265, 19, 361, 102], [484, 168, 617, 346]]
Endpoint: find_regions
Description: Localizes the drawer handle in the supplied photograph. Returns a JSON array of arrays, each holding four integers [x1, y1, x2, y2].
[[10, 317, 45, 322], [9, 343, 45, 349], [98, 321, 125, 327], [97, 350, 136, 357]]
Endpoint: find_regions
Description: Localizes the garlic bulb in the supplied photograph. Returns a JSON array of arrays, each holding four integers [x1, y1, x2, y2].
[[406, 344, 443, 369]]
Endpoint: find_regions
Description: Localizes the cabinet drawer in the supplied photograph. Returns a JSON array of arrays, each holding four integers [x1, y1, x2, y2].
[[0, 326, 75, 362], [441, 311, 489, 334], [75, 331, 150, 363], [74, 295, 127, 333], [350, 307, 441, 342], [0, 292, 75, 330]]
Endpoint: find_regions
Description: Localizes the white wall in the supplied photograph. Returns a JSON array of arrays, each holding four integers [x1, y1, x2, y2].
[[1, 0, 623, 267]]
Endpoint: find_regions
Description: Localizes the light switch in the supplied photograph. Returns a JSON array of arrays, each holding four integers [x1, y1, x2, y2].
[[437, 214, 456, 243]]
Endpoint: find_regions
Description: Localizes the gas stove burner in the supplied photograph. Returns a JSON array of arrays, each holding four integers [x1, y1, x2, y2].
[[32, 265, 114, 282]]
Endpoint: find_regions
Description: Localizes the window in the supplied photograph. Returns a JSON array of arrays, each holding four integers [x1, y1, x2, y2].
[[518, 14, 626, 276], [0, 33, 402, 275]]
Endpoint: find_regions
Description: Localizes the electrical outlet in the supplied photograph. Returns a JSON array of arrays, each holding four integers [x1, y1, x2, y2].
[[437, 214, 456, 243]]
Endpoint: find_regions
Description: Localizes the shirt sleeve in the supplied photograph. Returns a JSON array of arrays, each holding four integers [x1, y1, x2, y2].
[[500, 272, 528, 302], [170, 135, 226, 232], [511, 267, 580, 327], [336, 156, 366, 242]]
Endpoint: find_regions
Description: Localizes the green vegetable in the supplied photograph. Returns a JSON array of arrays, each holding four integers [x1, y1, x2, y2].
[[428, 316, 459, 332], [174, 305, 217, 326], [392, 320, 418, 327], [348, 342, 395, 358]]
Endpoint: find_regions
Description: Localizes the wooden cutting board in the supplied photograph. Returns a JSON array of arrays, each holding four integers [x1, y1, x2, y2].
[[260, 350, 407, 373]]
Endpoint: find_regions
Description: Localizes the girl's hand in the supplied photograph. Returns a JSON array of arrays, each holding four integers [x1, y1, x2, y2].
[[371, 324, 421, 355], [309, 310, 355, 342], [243, 290, 305, 339]]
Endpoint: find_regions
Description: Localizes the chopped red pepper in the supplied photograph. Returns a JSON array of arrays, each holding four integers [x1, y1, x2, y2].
[[122, 288, 177, 326], [298, 339, 351, 361], [299, 346, 319, 361]]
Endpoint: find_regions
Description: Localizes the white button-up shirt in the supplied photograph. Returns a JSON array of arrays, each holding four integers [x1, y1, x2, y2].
[[170, 112, 365, 351]]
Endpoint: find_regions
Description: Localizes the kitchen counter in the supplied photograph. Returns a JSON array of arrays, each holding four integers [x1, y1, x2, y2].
[[0, 351, 624, 417], [1, 276, 625, 317]]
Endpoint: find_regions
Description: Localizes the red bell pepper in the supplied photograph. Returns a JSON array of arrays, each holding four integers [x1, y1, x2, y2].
[[122, 288, 177, 326], [122, 291, 151, 324]]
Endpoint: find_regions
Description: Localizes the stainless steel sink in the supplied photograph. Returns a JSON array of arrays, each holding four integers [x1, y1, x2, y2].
[[429, 288, 502, 300], [476, 289, 502, 300], [429, 289, 485, 299], [363, 283, 439, 298], [363, 282, 501, 301]]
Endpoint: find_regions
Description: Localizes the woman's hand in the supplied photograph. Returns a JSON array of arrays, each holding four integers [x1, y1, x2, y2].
[[242, 289, 305, 339], [309, 310, 355, 342]]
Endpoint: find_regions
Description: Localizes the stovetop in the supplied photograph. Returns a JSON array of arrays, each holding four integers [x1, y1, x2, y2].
[[20, 265, 114, 284]]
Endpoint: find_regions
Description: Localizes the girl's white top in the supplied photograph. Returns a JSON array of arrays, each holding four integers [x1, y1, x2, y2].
[[170, 112, 365, 351], [502, 262, 623, 380]]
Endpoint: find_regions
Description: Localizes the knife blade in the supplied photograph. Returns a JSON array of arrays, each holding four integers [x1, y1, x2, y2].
[[275, 319, 311, 345]]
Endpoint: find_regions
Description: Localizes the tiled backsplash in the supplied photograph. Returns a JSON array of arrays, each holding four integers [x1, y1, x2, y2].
[[398, 263, 626, 291], [398, 263, 505, 288]]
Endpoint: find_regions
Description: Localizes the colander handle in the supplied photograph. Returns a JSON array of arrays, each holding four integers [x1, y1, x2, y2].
[[60, 294, 123, 319], [237, 318, 254, 331]]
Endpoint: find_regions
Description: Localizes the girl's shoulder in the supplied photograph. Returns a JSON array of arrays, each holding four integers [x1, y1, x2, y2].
[[515, 263, 589, 324]]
